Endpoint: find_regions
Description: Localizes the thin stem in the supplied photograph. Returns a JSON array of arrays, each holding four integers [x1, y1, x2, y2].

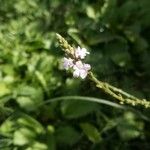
[[88, 72, 150, 108]]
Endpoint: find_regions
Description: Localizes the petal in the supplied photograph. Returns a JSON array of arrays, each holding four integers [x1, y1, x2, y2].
[[63, 58, 69, 70], [63, 57, 68, 62], [75, 46, 81, 58], [73, 69, 80, 78], [84, 64, 91, 71], [63, 57, 73, 70], [82, 48, 89, 54], [68, 58, 73, 67], [75, 61, 83, 69], [77, 46, 81, 50], [80, 53, 86, 59], [80, 70, 88, 79], [73, 64, 78, 70], [63, 64, 69, 70], [82, 48, 87, 53]]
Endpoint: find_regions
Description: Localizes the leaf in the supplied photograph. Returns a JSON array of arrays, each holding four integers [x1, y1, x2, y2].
[[0, 83, 11, 97], [17, 114, 45, 134], [16, 96, 37, 111], [86, 5, 97, 20], [0, 119, 15, 136], [87, 33, 117, 45], [0, 139, 12, 150], [61, 100, 98, 119], [55, 126, 80, 146], [104, 41, 131, 67], [13, 128, 36, 146], [26, 142, 48, 150], [117, 112, 144, 141], [80, 123, 101, 143], [16, 85, 43, 111], [0, 113, 44, 137]]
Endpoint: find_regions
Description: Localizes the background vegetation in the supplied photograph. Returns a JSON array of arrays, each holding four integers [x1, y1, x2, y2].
[[0, 0, 150, 149]]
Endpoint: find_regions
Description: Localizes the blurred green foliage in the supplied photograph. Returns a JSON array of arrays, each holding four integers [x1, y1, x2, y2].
[[0, 0, 150, 149]]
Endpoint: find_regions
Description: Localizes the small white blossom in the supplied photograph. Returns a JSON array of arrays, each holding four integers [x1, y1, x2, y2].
[[75, 46, 90, 59], [73, 61, 91, 79], [63, 57, 74, 70]]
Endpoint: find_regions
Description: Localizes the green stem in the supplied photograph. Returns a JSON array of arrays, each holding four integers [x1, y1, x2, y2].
[[88, 72, 150, 108]]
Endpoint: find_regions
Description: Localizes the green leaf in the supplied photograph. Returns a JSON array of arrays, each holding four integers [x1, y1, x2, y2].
[[56, 126, 80, 146], [86, 5, 97, 20], [0, 139, 12, 150], [16, 96, 36, 111], [0, 119, 15, 136], [117, 112, 144, 141], [13, 128, 36, 146], [61, 100, 98, 119], [0, 83, 11, 97], [16, 85, 43, 111], [26, 142, 48, 150], [80, 123, 101, 143], [17, 114, 45, 134]]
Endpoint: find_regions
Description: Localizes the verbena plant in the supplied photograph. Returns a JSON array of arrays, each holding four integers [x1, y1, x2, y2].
[[56, 34, 150, 108], [0, 0, 150, 149]]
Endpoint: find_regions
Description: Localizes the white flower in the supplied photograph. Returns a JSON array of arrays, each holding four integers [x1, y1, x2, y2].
[[73, 61, 91, 79], [63, 57, 74, 70], [75, 46, 90, 59]]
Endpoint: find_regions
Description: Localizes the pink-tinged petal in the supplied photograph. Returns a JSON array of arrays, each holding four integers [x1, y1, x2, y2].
[[75, 46, 81, 58], [63, 57, 73, 70], [73, 69, 80, 78], [82, 48, 90, 54], [63, 59, 69, 70], [77, 46, 81, 51], [73, 65, 78, 70], [82, 48, 87, 54], [75, 46, 90, 59], [75, 61, 83, 69], [84, 64, 91, 71], [80, 70, 88, 79]]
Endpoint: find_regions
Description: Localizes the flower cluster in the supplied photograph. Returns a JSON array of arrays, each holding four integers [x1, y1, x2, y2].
[[63, 46, 91, 79]]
